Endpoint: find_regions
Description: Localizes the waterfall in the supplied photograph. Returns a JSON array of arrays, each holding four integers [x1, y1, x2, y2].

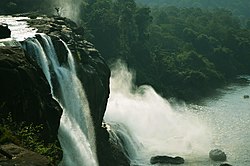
[[108, 123, 142, 165], [23, 34, 98, 166], [104, 61, 212, 165]]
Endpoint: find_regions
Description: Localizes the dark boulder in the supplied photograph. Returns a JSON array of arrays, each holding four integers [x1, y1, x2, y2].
[[150, 155, 185, 165], [209, 149, 227, 162], [244, 95, 249, 99], [0, 24, 11, 39]]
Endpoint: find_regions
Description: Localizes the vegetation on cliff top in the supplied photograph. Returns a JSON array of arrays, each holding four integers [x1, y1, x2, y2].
[[0, 113, 61, 164]]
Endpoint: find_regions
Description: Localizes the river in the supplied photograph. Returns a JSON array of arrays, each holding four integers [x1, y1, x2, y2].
[[190, 76, 250, 166]]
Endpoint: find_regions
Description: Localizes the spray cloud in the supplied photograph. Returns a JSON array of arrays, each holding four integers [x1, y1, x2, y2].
[[53, 0, 87, 24], [104, 60, 212, 164]]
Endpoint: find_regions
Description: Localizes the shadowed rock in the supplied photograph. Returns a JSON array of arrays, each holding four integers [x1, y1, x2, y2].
[[0, 24, 11, 39]]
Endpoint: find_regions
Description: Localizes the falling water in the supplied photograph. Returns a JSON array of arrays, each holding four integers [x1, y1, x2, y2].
[[104, 61, 212, 165], [23, 34, 98, 166]]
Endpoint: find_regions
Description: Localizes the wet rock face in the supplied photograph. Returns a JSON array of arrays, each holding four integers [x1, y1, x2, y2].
[[0, 46, 62, 142]]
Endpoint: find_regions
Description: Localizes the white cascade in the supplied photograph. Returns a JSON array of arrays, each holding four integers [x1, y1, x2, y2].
[[23, 34, 98, 166], [104, 61, 212, 165]]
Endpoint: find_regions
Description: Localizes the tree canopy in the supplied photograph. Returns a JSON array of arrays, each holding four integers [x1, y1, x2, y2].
[[81, 1, 250, 100]]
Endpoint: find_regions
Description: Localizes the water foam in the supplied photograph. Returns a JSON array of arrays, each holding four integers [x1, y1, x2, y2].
[[0, 16, 37, 41], [104, 61, 212, 165]]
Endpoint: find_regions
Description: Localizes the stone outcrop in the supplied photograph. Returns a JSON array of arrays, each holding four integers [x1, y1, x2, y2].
[[150, 155, 185, 165]]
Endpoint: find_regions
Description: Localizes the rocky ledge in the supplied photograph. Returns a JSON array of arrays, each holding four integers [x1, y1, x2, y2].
[[0, 143, 50, 166]]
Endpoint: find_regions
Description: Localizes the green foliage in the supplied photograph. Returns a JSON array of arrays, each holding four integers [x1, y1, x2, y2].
[[136, 0, 250, 18], [0, 113, 61, 164]]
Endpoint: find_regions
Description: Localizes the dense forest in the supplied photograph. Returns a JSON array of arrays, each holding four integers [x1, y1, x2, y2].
[[136, 0, 250, 17], [136, 0, 250, 27], [81, 0, 250, 100], [1, 0, 250, 100]]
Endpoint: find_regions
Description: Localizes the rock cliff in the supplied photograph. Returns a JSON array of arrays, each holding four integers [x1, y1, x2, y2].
[[1, 15, 128, 165], [0, 45, 62, 142]]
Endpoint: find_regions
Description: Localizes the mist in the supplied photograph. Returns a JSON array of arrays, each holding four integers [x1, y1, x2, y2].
[[52, 0, 87, 23], [104, 61, 212, 164]]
